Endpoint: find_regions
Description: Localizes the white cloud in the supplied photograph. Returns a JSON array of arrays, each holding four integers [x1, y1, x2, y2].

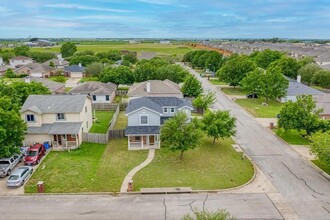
[[137, 0, 172, 5], [44, 3, 133, 13], [74, 15, 150, 23]]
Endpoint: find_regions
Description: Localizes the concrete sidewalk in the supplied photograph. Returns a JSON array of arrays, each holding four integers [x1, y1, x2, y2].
[[120, 149, 155, 192]]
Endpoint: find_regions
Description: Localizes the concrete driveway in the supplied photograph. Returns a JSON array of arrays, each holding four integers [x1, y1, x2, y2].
[[0, 161, 25, 196], [180, 63, 330, 220]]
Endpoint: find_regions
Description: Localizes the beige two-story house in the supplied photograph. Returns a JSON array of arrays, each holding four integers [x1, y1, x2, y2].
[[20, 94, 93, 148]]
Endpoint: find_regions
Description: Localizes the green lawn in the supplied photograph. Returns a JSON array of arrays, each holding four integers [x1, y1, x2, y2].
[[89, 111, 115, 133], [209, 79, 227, 85], [274, 128, 309, 145], [236, 98, 284, 118], [25, 140, 148, 193], [29, 43, 192, 55], [221, 87, 245, 96], [133, 137, 254, 190], [113, 111, 128, 130], [312, 160, 330, 175], [113, 96, 123, 103], [49, 76, 68, 83], [79, 77, 99, 83]]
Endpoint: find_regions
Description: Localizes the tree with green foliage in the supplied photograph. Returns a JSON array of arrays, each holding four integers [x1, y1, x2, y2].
[[161, 112, 203, 159], [68, 55, 100, 66], [75, 50, 94, 56], [85, 62, 104, 77], [5, 68, 15, 78], [181, 75, 203, 97], [123, 53, 137, 64], [278, 95, 323, 135], [218, 55, 256, 88], [192, 92, 215, 115], [27, 51, 56, 63], [309, 131, 330, 166], [191, 50, 208, 68], [202, 110, 236, 145], [60, 42, 77, 58], [134, 62, 157, 82], [49, 61, 55, 67], [183, 208, 236, 220], [298, 63, 322, 86], [253, 49, 283, 69], [205, 51, 224, 72], [13, 45, 30, 56], [99, 66, 134, 85], [298, 56, 315, 67], [0, 50, 15, 63], [51, 76, 66, 83], [96, 50, 121, 62], [156, 64, 189, 83], [312, 70, 330, 89], [268, 56, 300, 78]]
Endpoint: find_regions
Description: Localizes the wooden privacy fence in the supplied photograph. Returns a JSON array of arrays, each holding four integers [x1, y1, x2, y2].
[[92, 103, 119, 111], [108, 129, 125, 138], [109, 105, 120, 130], [116, 90, 128, 96], [82, 132, 108, 144]]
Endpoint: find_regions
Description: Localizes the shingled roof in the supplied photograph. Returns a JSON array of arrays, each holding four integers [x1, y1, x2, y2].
[[285, 76, 324, 96], [69, 82, 117, 95], [127, 80, 182, 98]]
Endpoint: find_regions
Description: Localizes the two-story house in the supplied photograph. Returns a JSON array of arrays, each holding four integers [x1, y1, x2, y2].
[[9, 56, 33, 68], [125, 97, 193, 150], [20, 94, 93, 148], [68, 82, 117, 103]]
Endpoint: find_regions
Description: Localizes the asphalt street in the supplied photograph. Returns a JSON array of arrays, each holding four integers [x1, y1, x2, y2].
[[180, 63, 330, 220]]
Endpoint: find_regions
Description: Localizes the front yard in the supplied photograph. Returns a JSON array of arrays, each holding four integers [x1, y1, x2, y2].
[[274, 128, 309, 145], [221, 87, 245, 96], [312, 160, 330, 175], [208, 79, 227, 85], [236, 98, 284, 118], [89, 110, 115, 133], [25, 140, 148, 193], [133, 136, 254, 190]]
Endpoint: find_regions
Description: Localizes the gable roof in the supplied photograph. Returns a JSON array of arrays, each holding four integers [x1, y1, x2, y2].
[[20, 94, 89, 114], [10, 56, 32, 61], [126, 97, 193, 115], [314, 94, 330, 115], [127, 80, 182, 97], [43, 58, 69, 66], [285, 76, 324, 96], [64, 65, 85, 72], [22, 77, 64, 93], [15, 63, 54, 73], [69, 82, 117, 95]]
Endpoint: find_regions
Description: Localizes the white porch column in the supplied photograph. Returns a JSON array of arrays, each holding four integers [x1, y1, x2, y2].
[[141, 135, 143, 149], [65, 135, 68, 148], [75, 134, 78, 147], [128, 136, 130, 150]]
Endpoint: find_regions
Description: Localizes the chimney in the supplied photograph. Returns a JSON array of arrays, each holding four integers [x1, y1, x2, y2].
[[297, 75, 301, 83], [79, 63, 82, 68], [25, 77, 31, 84], [146, 81, 151, 93]]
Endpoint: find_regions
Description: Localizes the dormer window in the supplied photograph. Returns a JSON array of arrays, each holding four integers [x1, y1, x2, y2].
[[163, 108, 168, 113], [170, 107, 175, 113], [57, 113, 65, 120], [26, 114, 35, 122]]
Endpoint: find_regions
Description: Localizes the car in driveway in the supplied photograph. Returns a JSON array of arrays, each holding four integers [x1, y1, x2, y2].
[[0, 154, 22, 177], [246, 93, 258, 99], [24, 144, 46, 165], [7, 166, 33, 187]]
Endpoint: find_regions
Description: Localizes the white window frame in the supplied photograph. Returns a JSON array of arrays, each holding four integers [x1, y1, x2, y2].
[[105, 95, 110, 101], [56, 113, 65, 121], [163, 107, 168, 113], [140, 115, 149, 125], [170, 107, 175, 113], [26, 114, 35, 122]]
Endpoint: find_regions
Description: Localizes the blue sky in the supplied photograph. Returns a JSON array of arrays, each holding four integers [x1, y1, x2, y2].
[[1, 0, 329, 39]]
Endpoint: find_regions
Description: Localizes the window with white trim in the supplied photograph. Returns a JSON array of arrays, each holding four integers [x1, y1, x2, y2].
[[163, 107, 168, 113], [140, 115, 148, 125], [105, 95, 110, 101], [170, 107, 175, 113], [56, 113, 65, 120], [26, 114, 35, 122]]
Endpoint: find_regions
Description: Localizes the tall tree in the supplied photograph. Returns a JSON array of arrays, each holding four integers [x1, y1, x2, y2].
[[13, 45, 30, 56], [5, 69, 15, 78], [99, 66, 134, 85], [85, 62, 104, 77], [278, 95, 323, 135], [268, 57, 300, 79], [218, 55, 256, 88], [27, 51, 56, 63], [68, 55, 100, 66], [309, 131, 330, 165], [60, 42, 77, 58], [161, 112, 203, 159], [253, 49, 283, 69], [192, 92, 215, 115], [312, 70, 330, 89], [205, 51, 224, 72], [181, 75, 203, 97], [298, 63, 322, 86], [156, 64, 189, 83], [202, 110, 236, 145]]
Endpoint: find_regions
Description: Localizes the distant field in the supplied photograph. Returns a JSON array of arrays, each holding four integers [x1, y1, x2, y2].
[[29, 42, 193, 55]]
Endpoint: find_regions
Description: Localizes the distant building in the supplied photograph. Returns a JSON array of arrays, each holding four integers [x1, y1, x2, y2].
[[314, 94, 330, 119], [160, 40, 171, 44], [15, 63, 55, 78], [43, 58, 69, 69], [23, 77, 65, 94], [24, 39, 55, 47], [9, 56, 33, 68]]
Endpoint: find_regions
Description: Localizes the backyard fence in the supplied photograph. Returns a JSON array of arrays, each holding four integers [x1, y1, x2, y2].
[[109, 105, 120, 130], [116, 90, 128, 96], [108, 129, 125, 138], [92, 103, 119, 111], [82, 132, 108, 144]]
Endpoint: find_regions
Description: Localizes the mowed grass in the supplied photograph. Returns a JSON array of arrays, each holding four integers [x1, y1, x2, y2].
[[236, 98, 284, 118], [89, 111, 115, 133], [274, 128, 309, 145], [113, 111, 128, 130], [30, 43, 192, 55], [209, 79, 227, 85], [133, 137, 254, 190], [221, 87, 245, 96], [25, 140, 148, 193], [312, 160, 330, 175]]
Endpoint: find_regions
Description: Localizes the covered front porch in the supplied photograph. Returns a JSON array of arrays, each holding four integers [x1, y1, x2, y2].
[[125, 126, 160, 150], [48, 122, 83, 150], [52, 134, 79, 149]]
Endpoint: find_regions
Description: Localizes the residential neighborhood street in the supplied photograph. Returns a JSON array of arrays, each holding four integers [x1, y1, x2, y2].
[[180, 63, 330, 220]]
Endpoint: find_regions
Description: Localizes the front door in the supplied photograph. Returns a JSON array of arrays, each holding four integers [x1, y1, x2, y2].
[[57, 135, 62, 145], [149, 135, 155, 145]]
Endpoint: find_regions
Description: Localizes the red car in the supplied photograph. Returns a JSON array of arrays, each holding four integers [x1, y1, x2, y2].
[[24, 144, 46, 165]]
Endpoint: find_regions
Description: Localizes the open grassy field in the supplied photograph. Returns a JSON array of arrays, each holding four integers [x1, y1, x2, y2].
[[236, 98, 284, 118], [29, 42, 192, 56], [133, 137, 254, 190], [89, 111, 115, 133], [25, 140, 148, 193]]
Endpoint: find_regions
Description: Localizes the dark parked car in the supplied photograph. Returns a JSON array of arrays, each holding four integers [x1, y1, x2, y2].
[[246, 93, 258, 99], [24, 144, 46, 165]]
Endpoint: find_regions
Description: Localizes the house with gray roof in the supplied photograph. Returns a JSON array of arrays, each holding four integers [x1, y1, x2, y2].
[[314, 94, 330, 119], [68, 82, 117, 103], [127, 80, 183, 99], [64, 64, 85, 78], [15, 63, 55, 78], [20, 94, 93, 148], [125, 97, 193, 150], [23, 77, 65, 94], [280, 76, 325, 103], [43, 58, 69, 70]]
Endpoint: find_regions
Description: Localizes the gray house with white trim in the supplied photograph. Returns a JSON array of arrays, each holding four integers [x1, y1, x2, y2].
[[125, 97, 193, 150]]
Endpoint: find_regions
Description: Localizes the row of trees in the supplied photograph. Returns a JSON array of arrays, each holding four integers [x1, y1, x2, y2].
[[183, 50, 225, 72], [298, 64, 330, 88], [0, 80, 50, 158]]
